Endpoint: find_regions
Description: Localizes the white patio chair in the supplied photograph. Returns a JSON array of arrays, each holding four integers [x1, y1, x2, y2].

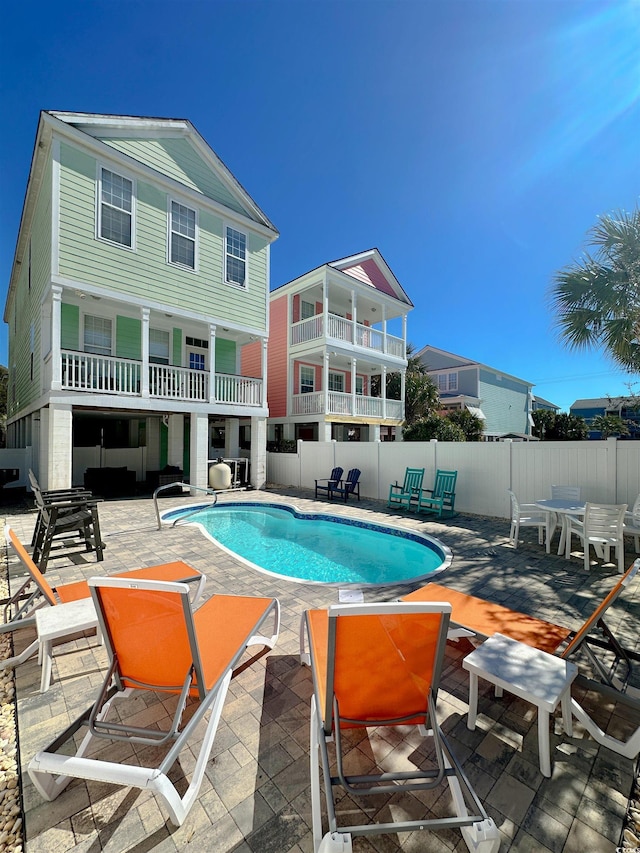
[[508, 490, 547, 549], [623, 494, 640, 554], [565, 502, 627, 574], [546, 485, 582, 550]]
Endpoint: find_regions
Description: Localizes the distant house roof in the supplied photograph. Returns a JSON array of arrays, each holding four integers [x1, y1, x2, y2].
[[500, 433, 540, 441], [571, 397, 635, 410], [416, 344, 534, 388], [532, 395, 560, 410]]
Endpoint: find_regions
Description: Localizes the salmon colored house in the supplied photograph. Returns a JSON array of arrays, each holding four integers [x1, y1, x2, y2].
[[256, 249, 412, 444]]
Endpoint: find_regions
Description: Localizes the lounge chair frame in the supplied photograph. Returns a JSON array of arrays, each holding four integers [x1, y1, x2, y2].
[[28, 578, 280, 826], [303, 602, 499, 853]]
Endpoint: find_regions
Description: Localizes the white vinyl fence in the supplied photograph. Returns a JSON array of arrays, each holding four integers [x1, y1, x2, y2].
[[267, 438, 640, 520]]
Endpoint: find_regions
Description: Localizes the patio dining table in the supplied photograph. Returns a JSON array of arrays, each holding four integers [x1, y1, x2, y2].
[[535, 498, 586, 557]]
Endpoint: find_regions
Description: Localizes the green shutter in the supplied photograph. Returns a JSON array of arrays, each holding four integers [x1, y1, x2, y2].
[[172, 328, 182, 365], [215, 338, 236, 374], [61, 303, 79, 350], [116, 316, 141, 360]]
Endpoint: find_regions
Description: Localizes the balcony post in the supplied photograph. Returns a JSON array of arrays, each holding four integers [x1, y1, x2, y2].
[[382, 366, 387, 420], [402, 313, 407, 351], [261, 337, 268, 407], [324, 351, 330, 414], [400, 368, 406, 420], [382, 305, 387, 353], [351, 289, 356, 344], [141, 307, 150, 397], [51, 285, 62, 391], [351, 358, 357, 417], [209, 324, 217, 404], [323, 278, 329, 337]]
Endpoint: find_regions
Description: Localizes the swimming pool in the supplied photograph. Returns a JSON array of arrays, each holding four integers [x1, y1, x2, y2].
[[162, 501, 452, 585]]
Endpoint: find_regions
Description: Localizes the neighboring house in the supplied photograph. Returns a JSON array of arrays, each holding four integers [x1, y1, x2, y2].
[[415, 345, 535, 440], [570, 397, 640, 439], [5, 111, 278, 491], [532, 395, 560, 413], [259, 249, 412, 443]]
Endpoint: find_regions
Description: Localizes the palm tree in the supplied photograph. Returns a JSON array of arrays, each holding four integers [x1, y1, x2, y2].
[[551, 206, 640, 371]]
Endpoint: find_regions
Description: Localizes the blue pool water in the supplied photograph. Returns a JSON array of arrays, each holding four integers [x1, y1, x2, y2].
[[162, 502, 451, 585]]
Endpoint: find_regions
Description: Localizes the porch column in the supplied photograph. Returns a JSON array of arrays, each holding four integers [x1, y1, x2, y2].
[[189, 412, 208, 493], [402, 314, 407, 352], [323, 351, 330, 415], [51, 285, 62, 391], [351, 290, 356, 344], [382, 366, 387, 420], [167, 414, 184, 469], [370, 423, 381, 442], [400, 369, 406, 421], [323, 277, 329, 336], [250, 415, 267, 490], [350, 358, 357, 417], [319, 422, 332, 442], [261, 338, 268, 407], [46, 402, 73, 490], [382, 305, 387, 354], [141, 307, 150, 397], [227, 418, 240, 457], [208, 324, 216, 404]]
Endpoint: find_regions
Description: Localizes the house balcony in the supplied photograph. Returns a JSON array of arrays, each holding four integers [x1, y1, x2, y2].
[[290, 391, 404, 421], [290, 313, 405, 360], [59, 350, 263, 407]]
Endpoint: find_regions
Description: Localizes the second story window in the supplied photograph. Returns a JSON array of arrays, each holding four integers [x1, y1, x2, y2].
[[301, 300, 315, 320], [226, 226, 247, 287], [300, 365, 315, 394], [437, 372, 458, 392], [84, 315, 112, 356], [149, 328, 170, 364], [99, 168, 133, 247], [170, 201, 196, 269]]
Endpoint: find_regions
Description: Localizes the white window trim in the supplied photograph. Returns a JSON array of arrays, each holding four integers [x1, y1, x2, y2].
[[355, 376, 364, 395], [149, 327, 171, 365], [83, 313, 113, 356], [224, 222, 249, 289], [96, 164, 136, 251], [300, 365, 315, 394], [167, 197, 198, 272], [328, 371, 345, 393]]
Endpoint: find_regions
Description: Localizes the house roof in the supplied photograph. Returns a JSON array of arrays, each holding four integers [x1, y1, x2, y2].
[[571, 396, 635, 410], [273, 248, 413, 307], [533, 395, 560, 409], [416, 344, 534, 388]]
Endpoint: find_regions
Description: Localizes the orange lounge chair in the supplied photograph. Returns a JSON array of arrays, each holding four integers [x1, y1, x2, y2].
[[302, 602, 500, 853], [1, 526, 206, 686], [29, 576, 280, 826], [403, 560, 640, 759]]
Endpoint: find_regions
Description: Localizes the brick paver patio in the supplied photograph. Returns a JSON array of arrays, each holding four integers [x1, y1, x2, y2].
[[3, 487, 639, 852]]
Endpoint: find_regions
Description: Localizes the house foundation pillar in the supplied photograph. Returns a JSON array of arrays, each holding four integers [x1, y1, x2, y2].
[[44, 403, 73, 490], [250, 416, 267, 490], [167, 415, 184, 470], [189, 413, 208, 493]]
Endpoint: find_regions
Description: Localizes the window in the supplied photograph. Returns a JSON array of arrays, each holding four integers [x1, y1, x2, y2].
[[170, 201, 196, 268], [300, 366, 314, 394], [225, 226, 247, 286], [149, 328, 170, 364], [437, 372, 458, 392], [328, 372, 344, 392], [189, 352, 205, 371], [355, 376, 364, 395], [99, 168, 133, 247], [301, 300, 315, 320], [84, 315, 112, 355]]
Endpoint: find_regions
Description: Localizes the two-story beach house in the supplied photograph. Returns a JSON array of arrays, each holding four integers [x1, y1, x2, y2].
[[260, 250, 412, 443], [416, 345, 535, 440], [5, 111, 278, 491]]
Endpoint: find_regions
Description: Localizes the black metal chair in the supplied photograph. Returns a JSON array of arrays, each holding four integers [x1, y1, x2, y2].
[[31, 488, 104, 572]]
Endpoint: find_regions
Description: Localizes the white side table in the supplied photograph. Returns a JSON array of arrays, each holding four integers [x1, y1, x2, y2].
[[35, 598, 100, 693], [462, 633, 578, 777]]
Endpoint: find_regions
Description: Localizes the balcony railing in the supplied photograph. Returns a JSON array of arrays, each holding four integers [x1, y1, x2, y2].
[[60, 351, 263, 407], [291, 391, 404, 421], [290, 313, 405, 358]]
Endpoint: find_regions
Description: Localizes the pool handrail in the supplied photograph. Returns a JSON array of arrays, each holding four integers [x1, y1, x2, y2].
[[153, 482, 246, 529]]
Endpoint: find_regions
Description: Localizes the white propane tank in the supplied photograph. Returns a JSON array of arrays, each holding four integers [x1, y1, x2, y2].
[[209, 458, 232, 490]]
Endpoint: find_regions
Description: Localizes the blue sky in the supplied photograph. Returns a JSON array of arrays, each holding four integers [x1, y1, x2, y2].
[[1, 0, 639, 412]]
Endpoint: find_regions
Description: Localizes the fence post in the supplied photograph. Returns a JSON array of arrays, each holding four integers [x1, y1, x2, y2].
[[297, 439, 303, 488]]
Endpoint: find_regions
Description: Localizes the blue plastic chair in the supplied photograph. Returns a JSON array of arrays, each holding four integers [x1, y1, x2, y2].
[[315, 467, 343, 500], [330, 468, 361, 502]]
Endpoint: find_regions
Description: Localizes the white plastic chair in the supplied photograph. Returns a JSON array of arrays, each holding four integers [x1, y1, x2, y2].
[[565, 502, 627, 573], [623, 494, 640, 553], [508, 490, 547, 548]]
